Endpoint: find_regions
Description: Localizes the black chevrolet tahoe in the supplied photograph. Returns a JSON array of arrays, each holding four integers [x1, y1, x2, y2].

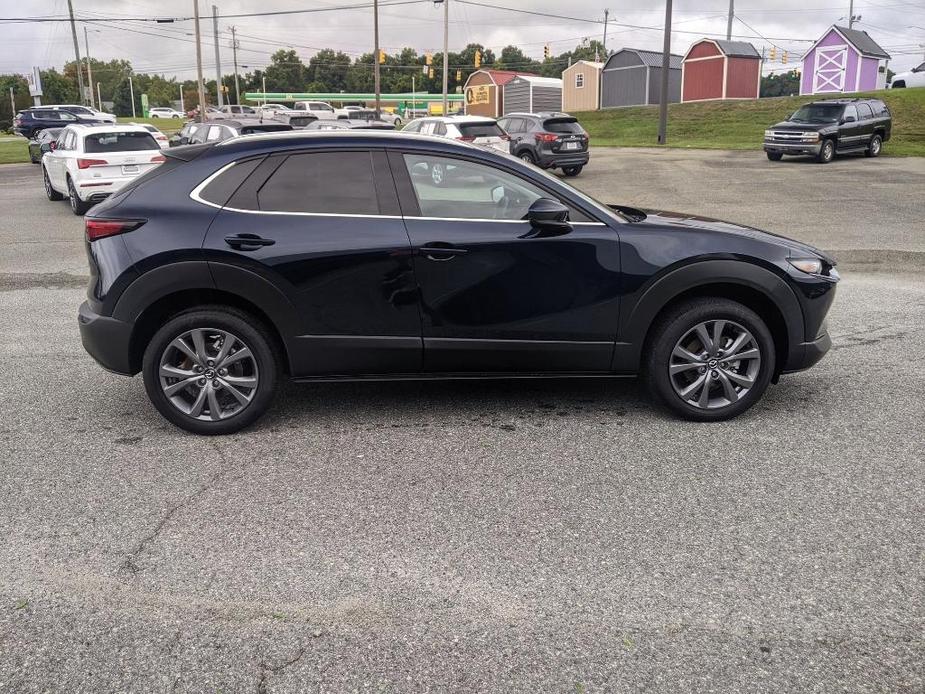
[[763, 98, 891, 163]]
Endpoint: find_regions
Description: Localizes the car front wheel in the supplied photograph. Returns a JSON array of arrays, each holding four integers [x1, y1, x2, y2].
[[142, 307, 281, 435], [766, 152, 783, 161], [645, 298, 775, 421], [816, 139, 835, 164]]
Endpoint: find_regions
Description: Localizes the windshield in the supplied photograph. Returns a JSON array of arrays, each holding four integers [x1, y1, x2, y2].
[[84, 131, 159, 152], [544, 118, 585, 134], [789, 103, 843, 123]]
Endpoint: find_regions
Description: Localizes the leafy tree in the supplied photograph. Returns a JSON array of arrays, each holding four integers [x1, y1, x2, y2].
[[264, 49, 307, 92], [760, 70, 801, 98], [308, 49, 352, 93], [496, 45, 539, 73], [38, 68, 79, 104]]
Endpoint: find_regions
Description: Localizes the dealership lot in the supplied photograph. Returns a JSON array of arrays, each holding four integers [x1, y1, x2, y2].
[[1, 150, 923, 691]]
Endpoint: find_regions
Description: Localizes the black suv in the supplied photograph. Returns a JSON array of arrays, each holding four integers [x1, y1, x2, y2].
[[79, 131, 837, 434], [497, 112, 589, 176], [763, 98, 891, 163], [13, 108, 108, 139]]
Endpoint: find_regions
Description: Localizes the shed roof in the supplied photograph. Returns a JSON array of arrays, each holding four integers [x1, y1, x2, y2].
[[472, 69, 538, 86], [565, 60, 604, 70], [605, 48, 683, 70], [832, 25, 890, 59], [712, 40, 760, 58], [510, 75, 563, 87]]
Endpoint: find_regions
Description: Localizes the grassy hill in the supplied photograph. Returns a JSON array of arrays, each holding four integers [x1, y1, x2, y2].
[[577, 88, 925, 156]]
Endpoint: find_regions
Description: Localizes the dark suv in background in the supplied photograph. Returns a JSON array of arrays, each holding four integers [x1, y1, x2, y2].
[[498, 112, 589, 176], [763, 98, 891, 163], [13, 108, 108, 139]]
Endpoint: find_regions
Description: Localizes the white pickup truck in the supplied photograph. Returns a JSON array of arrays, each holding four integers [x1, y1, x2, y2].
[[291, 101, 349, 120]]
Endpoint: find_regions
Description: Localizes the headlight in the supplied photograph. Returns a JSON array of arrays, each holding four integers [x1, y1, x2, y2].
[[788, 258, 823, 274], [764, 130, 774, 138], [801, 132, 821, 141]]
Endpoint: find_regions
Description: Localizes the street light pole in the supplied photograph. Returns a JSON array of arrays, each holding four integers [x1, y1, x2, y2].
[[129, 75, 136, 117], [230, 25, 241, 105], [373, 0, 381, 116], [83, 26, 95, 109], [193, 0, 207, 122], [212, 5, 223, 107], [726, 0, 734, 40], [657, 0, 672, 145], [442, 0, 449, 115]]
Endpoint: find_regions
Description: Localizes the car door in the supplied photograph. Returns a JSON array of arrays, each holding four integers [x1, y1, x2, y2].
[[201, 148, 422, 376], [838, 104, 863, 150], [391, 150, 622, 373], [48, 130, 72, 189], [856, 103, 874, 143]]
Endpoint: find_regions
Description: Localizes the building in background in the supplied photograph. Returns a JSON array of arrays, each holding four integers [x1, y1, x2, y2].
[[463, 69, 536, 118], [681, 39, 761, 102], [561, 60, 604, 112], [800, 25, 890, 95], [502, 75, 563, 115], [601, 48, 682, 108]]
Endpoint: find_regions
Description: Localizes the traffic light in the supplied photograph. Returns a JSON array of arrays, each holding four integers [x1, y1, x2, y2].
[[782, 51, 788, 65], [425, 52, 433, 65], [456, 69, 462, 81], [428, 67, 434, 79], [378, 50, 386, 64], [769, 46, 777, 62], [543, 44, 550, 60], [474, 49, 481, 68]]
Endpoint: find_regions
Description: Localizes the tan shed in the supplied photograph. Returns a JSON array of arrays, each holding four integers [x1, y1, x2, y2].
[[562, 60, 603, 112], [463, 69, 534, 118]]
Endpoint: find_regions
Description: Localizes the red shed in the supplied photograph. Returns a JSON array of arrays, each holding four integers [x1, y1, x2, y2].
[[681, 39, 761, 102]]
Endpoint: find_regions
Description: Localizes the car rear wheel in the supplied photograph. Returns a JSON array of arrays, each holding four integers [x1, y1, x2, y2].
[[519, 151, 535, 165], [43, 166, 63, 201], [645, 298, 775, 421], [142, 307, 281, 435], [766, 152, 783, 161], [562, 165, 583, 177], [816, 139, 835, 164], [865, 134, 882, 157], [67, 177, 91, 216]]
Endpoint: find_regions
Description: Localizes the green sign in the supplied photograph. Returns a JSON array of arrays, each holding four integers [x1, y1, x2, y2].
[[140, 93, 149, 118]]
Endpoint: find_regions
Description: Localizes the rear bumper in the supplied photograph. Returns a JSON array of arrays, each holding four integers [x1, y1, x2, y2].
[[763, 141, 822, 156], [78, 300, 135, 375], [538, 151, 590, 168]]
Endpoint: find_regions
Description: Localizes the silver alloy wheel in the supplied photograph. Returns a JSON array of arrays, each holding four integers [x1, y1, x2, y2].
[[520, 153, 533, 164], [870, 136, 881, 155], [821, 140, 834, 162], [158, 328, 259, 421], [68, 179, 78, 212], [668, 319, 761, 410], [43, 168, 52, 197]]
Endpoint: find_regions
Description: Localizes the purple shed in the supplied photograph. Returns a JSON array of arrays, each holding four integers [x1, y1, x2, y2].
[[800, 25, 890, 95]]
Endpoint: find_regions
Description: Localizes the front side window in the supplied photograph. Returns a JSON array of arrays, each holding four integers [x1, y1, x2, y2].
[[403, 153, 547, 220], [843, 104, 858, 122], [257, 151, 379, 215]]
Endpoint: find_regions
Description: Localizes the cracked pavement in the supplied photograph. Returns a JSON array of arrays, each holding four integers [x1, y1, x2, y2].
[[0, 152, 923, 691]]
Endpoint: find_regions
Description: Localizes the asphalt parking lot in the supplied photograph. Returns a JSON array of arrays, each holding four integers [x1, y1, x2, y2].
[[1, 149, 923, 692]]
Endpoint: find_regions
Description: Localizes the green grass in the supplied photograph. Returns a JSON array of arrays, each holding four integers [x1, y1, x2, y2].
[[577, 88, 925, 156], [0, 140, 30, 165], [116, 116, 184, 134]]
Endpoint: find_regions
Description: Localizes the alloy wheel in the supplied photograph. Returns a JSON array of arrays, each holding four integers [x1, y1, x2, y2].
[[871, 137, 881, 155], [668, 319, 761, 410], [158, 328, 259, 421]]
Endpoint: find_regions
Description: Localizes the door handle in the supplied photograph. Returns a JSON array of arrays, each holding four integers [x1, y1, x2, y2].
[[419, 245, 468, 261], [224, 233, 275, 251]]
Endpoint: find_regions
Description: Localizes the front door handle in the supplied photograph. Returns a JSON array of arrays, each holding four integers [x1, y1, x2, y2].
[[419, 245, 468, 262], [224, 233, 275, 251]]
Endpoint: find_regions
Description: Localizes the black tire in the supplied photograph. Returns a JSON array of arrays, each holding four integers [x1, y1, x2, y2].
[[142, 306, 281, 435], [43, 166, 64, 201], [766, 152, 783, 161], [562, 165, 583, 177], [67, 176, 91, 216], [172, 114, 180, 119], [891, 81, 905, 89], [865, 134, 882, 158], [518, 151, 535, 165], [29, 150, 39, 164], [644, 297, 776, 422], [816, 139, 835, 164]]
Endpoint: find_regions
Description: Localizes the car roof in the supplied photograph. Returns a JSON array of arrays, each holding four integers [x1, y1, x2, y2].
[[809, 98, 883, 104], [63, 123, 151, 135], [213, 129, 478, 152], [211, 118, 290, 127], [504, 112, 575, 119], [419, 115, 496, 123]]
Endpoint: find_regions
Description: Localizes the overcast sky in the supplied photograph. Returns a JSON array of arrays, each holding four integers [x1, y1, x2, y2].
[[2, 0, 923, 80]]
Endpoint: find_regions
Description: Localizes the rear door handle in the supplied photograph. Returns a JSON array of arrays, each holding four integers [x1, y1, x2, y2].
[[224, 233, 275, 251], [419, 245, 468, 261]]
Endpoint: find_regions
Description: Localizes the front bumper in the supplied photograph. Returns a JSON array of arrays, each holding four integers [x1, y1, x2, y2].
[[782, 329, 832, 373], [764, 141, 823, 156], [78, 300, 136, 375]]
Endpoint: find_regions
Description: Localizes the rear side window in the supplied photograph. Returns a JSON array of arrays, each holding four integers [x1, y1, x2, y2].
[[240, 124, 291, 135], [84, 131, 159, 152], [257, 151, 379, 215], [457, 122, 504, 138], [199, 158, 264, 206], [857, 103, 873, 119], [874, 101, 890, 117], [544, 118, 584, 134], [402, 120, 423, 133]]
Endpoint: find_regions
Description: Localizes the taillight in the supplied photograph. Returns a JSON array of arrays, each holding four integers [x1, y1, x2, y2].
[[85, 218, 146, 242], [535, 133, 558, 143], [77, 158, 108, 169], [150, 154, 166, 162], [458, 135, 475, 142]]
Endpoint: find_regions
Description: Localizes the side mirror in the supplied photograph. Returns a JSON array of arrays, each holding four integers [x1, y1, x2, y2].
[[523, 198, 572, 238], [843, 116, 856, 123], [48, 141, 56, 151]]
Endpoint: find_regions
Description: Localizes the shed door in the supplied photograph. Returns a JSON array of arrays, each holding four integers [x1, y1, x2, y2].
[[814, 46, 847, 93]]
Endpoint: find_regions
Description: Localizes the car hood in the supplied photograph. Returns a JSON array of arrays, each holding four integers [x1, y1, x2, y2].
[[768, 120, 834, 132], [611, 205, 836, 264]]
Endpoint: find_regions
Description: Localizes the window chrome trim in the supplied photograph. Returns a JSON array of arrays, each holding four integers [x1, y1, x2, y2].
[[189, 160, 606, 226]]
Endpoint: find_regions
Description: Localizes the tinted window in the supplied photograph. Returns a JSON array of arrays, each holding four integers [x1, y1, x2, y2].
[[874, 101, 890, 117], [457, 122, 504, 138], [84, 131, 159, 153], [790, 103, 842, 123], [856, 103, 873, 120], [843, 104, 858, 122], [199, 158, 263, 206], [544, 118, 584, 134], [257, 151, 379, 215], [239, 124, 291, 135]]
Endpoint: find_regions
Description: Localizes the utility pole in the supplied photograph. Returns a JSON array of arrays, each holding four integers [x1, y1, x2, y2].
[[9, 87, 15, 122], [603, 8, 609, 56], [848, 0, 855, 28], [230, 26, 241, 105], [442, 0, 449, 115], [193, 0, 207, 122], [726, 0, 734, 40], [657, 0, 672, 145], [212, 5, 223, 107], [180, 84, 185, 114], [129, 75, 136, 117], [373, 0, 381, 116], [96, 81, 102, 110], [66, 0, 86, 105], [83, 26, 95, 109]]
